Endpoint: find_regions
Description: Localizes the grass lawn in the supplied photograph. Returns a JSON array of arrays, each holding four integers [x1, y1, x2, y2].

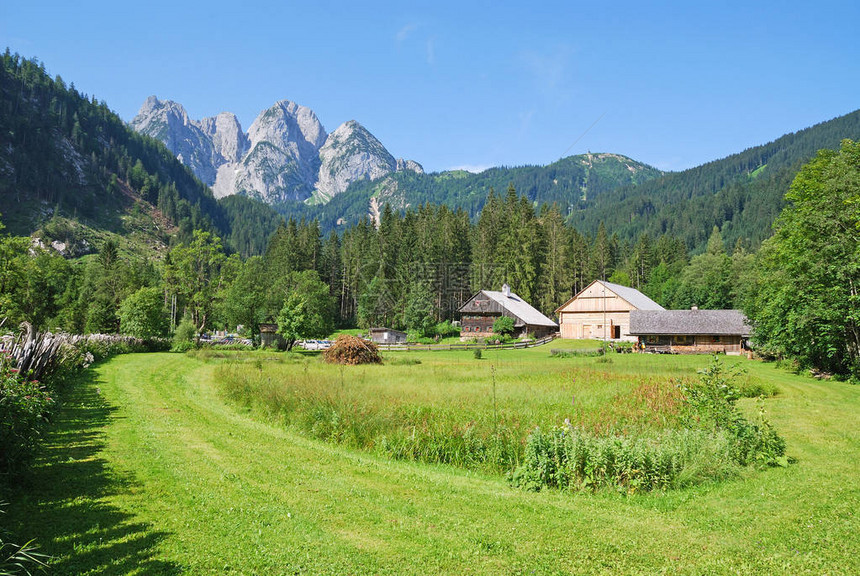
[[3, 348, 859, 574]]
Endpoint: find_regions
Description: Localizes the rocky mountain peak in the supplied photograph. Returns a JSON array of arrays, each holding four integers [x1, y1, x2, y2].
[[131, 97, 417, 205], [198, 112, 248, 164], [249, 100, 327, 152]]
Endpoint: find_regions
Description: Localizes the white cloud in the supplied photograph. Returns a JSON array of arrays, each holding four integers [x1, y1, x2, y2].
[[426, 38, 436, 66], [518, 44, 575, 100], [449, 164, 493, 174], [396, 23, 417, 43]]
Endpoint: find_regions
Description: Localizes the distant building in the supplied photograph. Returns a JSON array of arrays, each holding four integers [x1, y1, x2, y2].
[[629, 309, 752, 355], [555, 280, 664, 341], [259, 323, 285, 349], [458, 284, 558, 339], [369, 327, 408, 344]]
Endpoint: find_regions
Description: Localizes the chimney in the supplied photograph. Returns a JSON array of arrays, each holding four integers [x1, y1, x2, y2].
[[502, 283, 511, 297]]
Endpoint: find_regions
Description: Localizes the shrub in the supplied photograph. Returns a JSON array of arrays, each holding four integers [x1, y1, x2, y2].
[[434, 320, 460, 339], [473, 348, 483, 360], [118, 286, 169, 339], [492, 316, 515, 337], [323, 335, 382, 365], [511, 355, 787, 492], [0, 352, 55, 473], [172, 319, 197, 352]]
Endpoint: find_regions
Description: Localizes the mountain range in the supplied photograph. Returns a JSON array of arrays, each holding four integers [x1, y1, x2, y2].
[[131, 96, 423, 205], [4, 51, 860, 261]]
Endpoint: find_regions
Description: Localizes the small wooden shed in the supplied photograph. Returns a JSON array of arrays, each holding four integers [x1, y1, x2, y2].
[[259, 323, 285, 349], [369, 327, 408, 344]]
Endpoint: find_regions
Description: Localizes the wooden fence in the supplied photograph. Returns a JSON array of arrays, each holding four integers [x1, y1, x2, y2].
[[374, 334, 557, 352], [2, 322, 159, 381]]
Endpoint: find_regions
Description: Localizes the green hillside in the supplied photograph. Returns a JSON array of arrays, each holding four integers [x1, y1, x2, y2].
[[569, 110, 860, 251], [271, 109, 860, 252], [287, 152, 663, 231], [0, 51, 281, 257]]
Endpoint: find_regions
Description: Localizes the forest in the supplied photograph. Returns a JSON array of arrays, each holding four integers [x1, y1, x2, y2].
[[3, 136, 859, 378], [1, 50, 858, 379]]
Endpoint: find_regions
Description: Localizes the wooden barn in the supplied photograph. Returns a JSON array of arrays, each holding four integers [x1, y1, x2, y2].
[[369, 327, 407, 344], [555, 280, 664, 341], [458, 284, 558, 339], [629, 309, 752, 354]]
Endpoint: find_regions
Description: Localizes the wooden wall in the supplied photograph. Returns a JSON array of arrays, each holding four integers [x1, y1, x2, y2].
[[640, 335, 744, 355], [557, 284, 639, 341]]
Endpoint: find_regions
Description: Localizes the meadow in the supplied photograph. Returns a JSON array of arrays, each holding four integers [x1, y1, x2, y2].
[[213, 340, 780, 485], [3, 343, 858, 574]]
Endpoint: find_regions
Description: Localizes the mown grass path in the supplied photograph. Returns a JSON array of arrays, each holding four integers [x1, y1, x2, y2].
[[6, 352, 859, 574]]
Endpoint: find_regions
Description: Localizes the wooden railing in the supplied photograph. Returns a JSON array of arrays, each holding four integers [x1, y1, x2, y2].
[[375, 333, 558, 352]]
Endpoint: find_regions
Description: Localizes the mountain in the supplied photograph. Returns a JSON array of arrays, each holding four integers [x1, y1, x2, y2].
[[0, 51, 281, 258], [567, 110, 860, 251], [295, 111, 860, 252], [296, 152, 664, 231], [131, 97, 423, 205]]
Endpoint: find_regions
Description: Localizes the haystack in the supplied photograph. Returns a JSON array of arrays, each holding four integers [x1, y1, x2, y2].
[[323, 335, 383, 365]]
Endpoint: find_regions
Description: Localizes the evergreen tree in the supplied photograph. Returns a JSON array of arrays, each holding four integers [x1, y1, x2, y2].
[[589, 222, 613, 282]]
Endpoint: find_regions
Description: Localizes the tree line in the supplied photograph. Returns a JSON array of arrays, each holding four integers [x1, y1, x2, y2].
[[2, 137, 858, 377]]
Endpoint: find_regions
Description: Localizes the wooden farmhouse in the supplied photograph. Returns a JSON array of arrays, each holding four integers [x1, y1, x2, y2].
[[629, 309, 752, 354], [458, 284, 558, 339], [369, 327, 407, 344], [555, 280, 664, 341]]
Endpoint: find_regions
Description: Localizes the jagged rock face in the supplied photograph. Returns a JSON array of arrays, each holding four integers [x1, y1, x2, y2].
[[237, 101, 327, 202], [396, 158, 424, 174], [131, 97, 423, 204], [198, 112, 248, 164], [130, 96, 222, 185], [316, 120, 397, 202]]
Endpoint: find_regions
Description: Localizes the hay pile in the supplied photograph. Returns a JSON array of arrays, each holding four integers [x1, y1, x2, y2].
[[323, 335, 383, 365]]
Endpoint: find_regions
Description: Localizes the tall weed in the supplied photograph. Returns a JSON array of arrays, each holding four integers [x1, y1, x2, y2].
[[512, 355, 786, 492]]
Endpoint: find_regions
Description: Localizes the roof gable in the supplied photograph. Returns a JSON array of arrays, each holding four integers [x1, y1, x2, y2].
[[459, 289, 558, 328], [555, 280, 664, 313]]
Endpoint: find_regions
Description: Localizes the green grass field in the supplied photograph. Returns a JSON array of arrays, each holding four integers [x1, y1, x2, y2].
[[4, 345, 859, 574]]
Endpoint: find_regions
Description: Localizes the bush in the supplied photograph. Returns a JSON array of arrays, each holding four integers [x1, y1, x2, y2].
[[323, 335, 382, 365], [172, 319, 197, 352], [0, 353, 55, 474], [492, 316, 515, 337], [434, 320, 461, 339], [473, 348, 482, 360], [119, 286, 169, 339]]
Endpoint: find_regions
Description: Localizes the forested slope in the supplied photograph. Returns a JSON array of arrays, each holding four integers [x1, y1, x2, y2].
[[0, 51, 281, 256], [569, 110, 860, 250]]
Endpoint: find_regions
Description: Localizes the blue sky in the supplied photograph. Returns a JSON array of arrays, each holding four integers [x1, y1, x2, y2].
[[2, 1, 858, 173]]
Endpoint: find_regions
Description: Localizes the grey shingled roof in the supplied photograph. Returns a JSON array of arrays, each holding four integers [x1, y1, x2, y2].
[[483, 290, 558, 328], [629, 310, 752, 336], [601, 281, 665, 311]]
